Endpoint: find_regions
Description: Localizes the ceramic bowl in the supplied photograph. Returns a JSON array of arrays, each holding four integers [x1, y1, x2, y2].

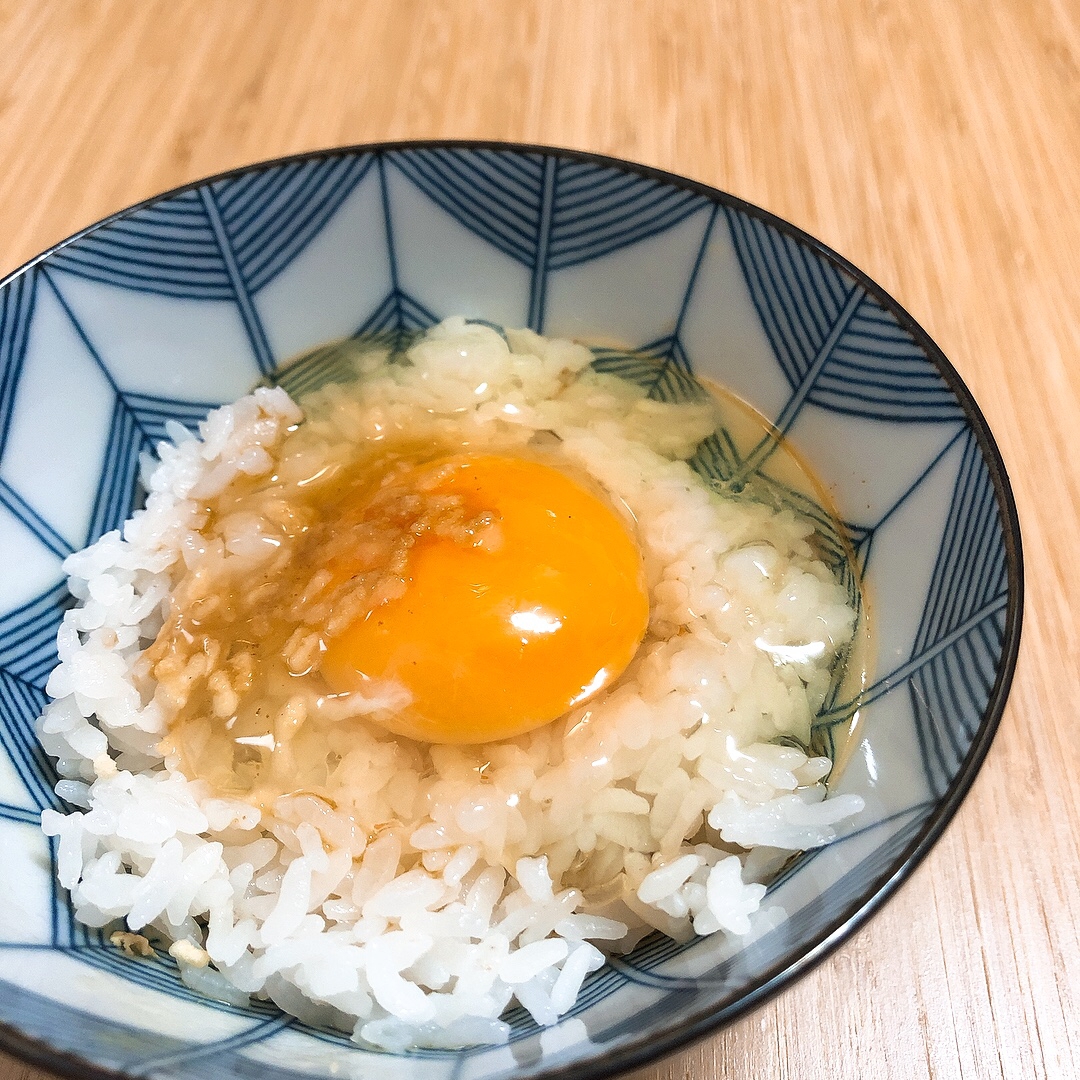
[[0, 142, 1022, 1080]]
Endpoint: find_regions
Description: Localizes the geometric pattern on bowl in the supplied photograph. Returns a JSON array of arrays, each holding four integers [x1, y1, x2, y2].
[[0, 143, 1022, 1080]]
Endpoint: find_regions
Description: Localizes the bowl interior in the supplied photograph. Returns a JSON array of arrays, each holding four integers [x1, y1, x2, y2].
[[0, 144, 1020, 1080]]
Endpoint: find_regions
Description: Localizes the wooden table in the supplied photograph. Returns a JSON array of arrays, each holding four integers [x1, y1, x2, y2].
[[0, 2, 1074, 1077]]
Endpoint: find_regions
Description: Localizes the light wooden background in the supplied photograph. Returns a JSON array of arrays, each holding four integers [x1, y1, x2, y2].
[[0, 2, 1075, 1078]]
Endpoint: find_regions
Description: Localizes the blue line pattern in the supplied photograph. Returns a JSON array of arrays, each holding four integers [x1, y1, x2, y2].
[[590, 337, 704, 404], [47, 155, 372, 376], [724, 207, 965, 424], [135, 1016, 293, 1073], [390, 149, 549, 267], [579, 204, 719, 402], [389, 148, 709, 331], [72, 941, 282, 1016], [198, 186, 276, 375], [48, 156, 372, 301], [0, 802, 40, 824], [0, 147, 1016, 1077], [909, 430, 1008, 796], [547, 159, 709, 270], [0, 478, 73, 559], [267, 285, 442, 401], [85, 397, 143, 544], [84, 391, 221, 544], [123, 392, 220, 445], [0, 583, 71, 689], [0, 669, 58, 812], [48, 190, 232, 297], [356, 287, 440, 339], [0, 270, 37, 459]]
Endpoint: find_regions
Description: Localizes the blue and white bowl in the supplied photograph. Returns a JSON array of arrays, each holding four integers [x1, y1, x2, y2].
[[0, 143, 1022, 1080]]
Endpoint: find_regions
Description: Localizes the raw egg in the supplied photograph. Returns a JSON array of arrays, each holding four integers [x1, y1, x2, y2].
[[320, 453, 650, 744]]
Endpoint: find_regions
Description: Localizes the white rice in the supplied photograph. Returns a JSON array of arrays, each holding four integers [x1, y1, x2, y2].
[[37, 318, 863, 1049]]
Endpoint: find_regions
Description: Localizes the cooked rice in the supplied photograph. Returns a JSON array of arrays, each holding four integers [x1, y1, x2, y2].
[[37, 318, 862, 1049]]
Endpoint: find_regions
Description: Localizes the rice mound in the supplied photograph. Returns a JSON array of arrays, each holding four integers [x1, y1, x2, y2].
[[37, 318, 863, 1050]]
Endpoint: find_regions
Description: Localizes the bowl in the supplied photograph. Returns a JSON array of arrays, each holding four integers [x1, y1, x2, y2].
[[0, 142, 1022, 1080]]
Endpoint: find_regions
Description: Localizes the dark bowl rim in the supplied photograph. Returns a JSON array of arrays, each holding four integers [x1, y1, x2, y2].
[[0, 138, 1024, 1080]]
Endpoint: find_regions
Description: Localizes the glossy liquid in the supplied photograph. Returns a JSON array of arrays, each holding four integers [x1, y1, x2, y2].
[[153, 418, 650, 809], [696, 377, 872, 777], [155, 336, 869, 811]]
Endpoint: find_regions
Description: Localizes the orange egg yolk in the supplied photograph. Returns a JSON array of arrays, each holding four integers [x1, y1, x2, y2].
[[319, 453, 650, 744]]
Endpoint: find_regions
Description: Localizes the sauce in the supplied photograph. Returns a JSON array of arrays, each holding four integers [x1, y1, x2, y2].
[[154, 332, 868, 812], [695, 378, 872, 777]]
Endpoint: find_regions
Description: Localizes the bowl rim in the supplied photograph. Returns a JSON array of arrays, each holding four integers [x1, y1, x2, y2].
[[0, 138, 1024, 1080]]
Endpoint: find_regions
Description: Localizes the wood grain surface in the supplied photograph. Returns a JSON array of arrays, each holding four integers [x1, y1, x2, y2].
[[0, 2, 1075, 1078]]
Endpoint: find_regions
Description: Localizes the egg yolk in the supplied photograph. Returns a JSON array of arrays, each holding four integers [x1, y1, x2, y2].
[[319, 453, 650, 744]]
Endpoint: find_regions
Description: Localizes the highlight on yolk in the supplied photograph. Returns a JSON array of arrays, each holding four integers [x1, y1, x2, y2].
[[319, 453, 650, 744]]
